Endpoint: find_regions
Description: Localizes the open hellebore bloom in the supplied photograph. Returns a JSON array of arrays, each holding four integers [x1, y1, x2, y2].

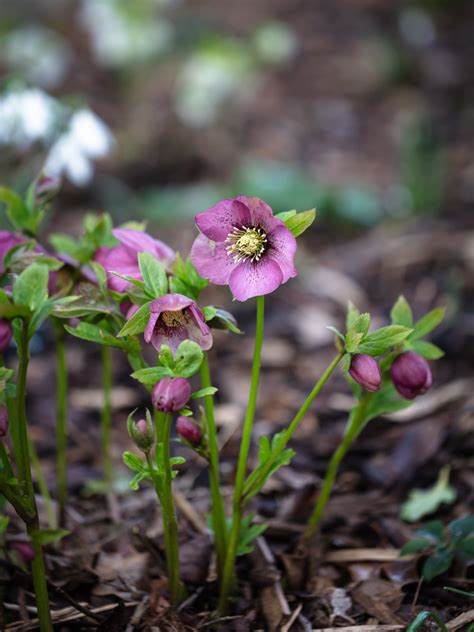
[[0, 320, 12, 353], [349, 354, 381, 392], [95, 228, 175, 293], [152, 377, 191, 413], [390, 351, 433, 399], [176, 416, 202, 445], [190, 196, 297, 301], [144, 293, 212, 353]]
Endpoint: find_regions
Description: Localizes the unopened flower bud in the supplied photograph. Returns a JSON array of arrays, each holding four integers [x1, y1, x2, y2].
[[127, 410, 154, 451], [349, 354, 381, 392], [0, 406, 8, 437], [0, 319, 12, 353], [10, 541, 35, 562], [176, 416, 202, 445], [35, 173, 60, 203], [390, 351, 432, 399], [152, 377, 191, 413]]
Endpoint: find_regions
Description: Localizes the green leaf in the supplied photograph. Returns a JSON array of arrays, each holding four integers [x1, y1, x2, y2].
[[353, 313, 371, 335], [455, 538, 474, 556], [174, 340, 203, 378], [410, 340, 445, 360], [401, 467, 456, 522], [123, 451, 145, 473], [129, 471, 150, 491], [117, 302, 151, 337], [283, 208, 316, 237], [0, 515, 10, 535], [416, 520, 445, 543], [191, 386, 218, 399], [159, 345, 175, 369], [131, 366, 173, 386], [358, 325, 412, 356], [346, 301, 360, 332], [390, 296, 413, 327], [422, 549, 454, 581], [13, 263, 49, 311], [65, 322, 134, 350], [406, 611, 449, 632], [448, 515, 474, 542], [236, 513, 268, 556], [400, 539, 432, 556], [276, 209, 297, 222], [327, 325, 345, 342], [410, 307, 445, 341], [32, 528, 69, 547], [138, 252, 168, 297], [344, 330, 364, 353], [0, 187, 29, 231], [205, 307, 242, 334]]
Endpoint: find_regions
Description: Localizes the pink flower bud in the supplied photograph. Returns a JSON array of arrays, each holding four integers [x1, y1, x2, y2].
[[152, 377, 191, 413], [10, 541, 35, 562], [390, 351, 432, 399], [176, 416, 202, 445], [349, 354, 381, 392], [35, 173, 60, 202], [127, 410, 154, 451], [0, 406, 8, 437], [0, 319, 12, 353]]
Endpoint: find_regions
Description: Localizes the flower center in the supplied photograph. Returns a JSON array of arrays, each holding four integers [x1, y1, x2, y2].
[[225, 226, 267, 263], [161, 310, 186, 327]]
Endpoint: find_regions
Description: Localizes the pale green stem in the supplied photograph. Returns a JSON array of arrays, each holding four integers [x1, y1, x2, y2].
[[300, 394, 370, 546], [200, 353, 227, 581], [54, 321, 68, 527], [101, 346, 113, 490], [218, 295, 265, 613]]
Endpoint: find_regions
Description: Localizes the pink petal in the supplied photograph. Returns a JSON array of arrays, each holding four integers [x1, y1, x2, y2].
[[267, 225, 298, 283], [236, 196, 280, 233], [144, 312, 160, 344], [229, 258, 283, 301], [190, 234, 238, 285], [195, 199, 251, 242], [150, 325, 188, 353], [113, 228, 175, 263], [150, 293, 194, 314]]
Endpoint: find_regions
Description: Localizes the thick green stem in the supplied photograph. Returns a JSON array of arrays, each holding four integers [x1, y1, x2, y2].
[[160, 412, 183, 605], [300, 395, 370, 546], [101, 346, 113, 490], [55, 322, 68, 527], [16, 319, 52, 631], [200, 353, 227, 581], [218, 295, 265, 613], [28, 436, 56, 529], [243, 351, 344, 500]]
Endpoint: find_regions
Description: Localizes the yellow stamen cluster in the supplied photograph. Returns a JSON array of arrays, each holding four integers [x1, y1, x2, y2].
[[225, 226, 267, 263], [161, 310, 186, 327]]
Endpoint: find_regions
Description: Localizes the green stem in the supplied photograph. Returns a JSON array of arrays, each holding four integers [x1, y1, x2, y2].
[[243, 351, 344, 500], [218, 295, 265, 613], [300, 394, 370, 546], [200, 353, 227, 581], [28, 436, 56, 529], [16, 319, 52, 631], [160, 412, 182, 605], [0, 472, 34, 523], [55, 321, 68, 527], [101, 346, 113, 490]]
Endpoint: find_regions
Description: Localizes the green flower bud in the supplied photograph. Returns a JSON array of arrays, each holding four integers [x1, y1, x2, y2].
[[127, 409, 154, 452]]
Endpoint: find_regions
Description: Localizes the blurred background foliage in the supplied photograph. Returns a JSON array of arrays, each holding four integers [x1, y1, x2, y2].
[[0, 0, 472, 235]]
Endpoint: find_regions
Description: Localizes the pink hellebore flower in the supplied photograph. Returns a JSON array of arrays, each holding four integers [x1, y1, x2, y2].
[[0, 320, 12, 353], [152, 377, 191, 413], [190, 196, 297, 301], [144, 293, 212, 353], [95, 228, 175, 293], [349, 354, 381, 392], [176, 416, 202, 445], [390, 351, 433, 399]]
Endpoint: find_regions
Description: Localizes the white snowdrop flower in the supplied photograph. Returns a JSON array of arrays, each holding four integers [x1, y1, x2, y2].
[[0, 88, 59, 148]]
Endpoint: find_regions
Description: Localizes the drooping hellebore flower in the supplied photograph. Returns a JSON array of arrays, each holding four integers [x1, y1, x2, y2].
[[0, 320, 12, 353], [390, 351, 433, 399], [152, 377, 191, 413], [144, 293, 212, 353], [349, 354, 381, 392], [190, 196, 297, 301], [95, 228, 175, 293], [176, 416, 202, 445]]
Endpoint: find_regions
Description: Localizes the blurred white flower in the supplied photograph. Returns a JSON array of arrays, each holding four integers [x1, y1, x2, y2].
[[4, 26, 71, 88], [253, 22, 298, 65], [0, 88, 59, 148], [80, 0, 173, 67], [45, 109, 114, 186]]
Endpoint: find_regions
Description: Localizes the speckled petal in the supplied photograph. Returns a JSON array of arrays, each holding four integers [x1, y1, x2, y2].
[[267, 224, 298, 283], [190, 233, 238, 285], [195, 199, 251, 242], [149, 293, 194, 314], [229, 258, 283, 301]]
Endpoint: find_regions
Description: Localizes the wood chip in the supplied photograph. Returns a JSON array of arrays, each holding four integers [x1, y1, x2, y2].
[[325, 548, 409, 563], [447, 609, 474, 631]]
